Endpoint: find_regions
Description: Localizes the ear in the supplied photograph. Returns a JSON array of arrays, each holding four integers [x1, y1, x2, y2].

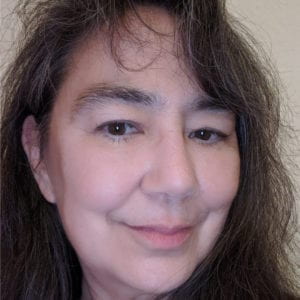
[[22, 116, 56, 204]]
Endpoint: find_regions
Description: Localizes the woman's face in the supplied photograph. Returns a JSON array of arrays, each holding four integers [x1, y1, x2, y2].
[[23, 8, 240, 300]]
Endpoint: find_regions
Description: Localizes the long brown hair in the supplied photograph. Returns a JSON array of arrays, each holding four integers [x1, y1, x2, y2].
[[1, 0, 299, 299]]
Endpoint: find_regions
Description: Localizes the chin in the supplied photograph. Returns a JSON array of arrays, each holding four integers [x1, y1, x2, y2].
[[126, 265, 193, 297]]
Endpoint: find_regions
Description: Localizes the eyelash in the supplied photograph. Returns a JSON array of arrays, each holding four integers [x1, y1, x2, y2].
[[95, 120, 229, 144], [95, 120, 140, 143]]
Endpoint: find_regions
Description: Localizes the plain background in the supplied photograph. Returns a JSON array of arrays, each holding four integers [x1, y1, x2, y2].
[[1, 1, 299, 219]]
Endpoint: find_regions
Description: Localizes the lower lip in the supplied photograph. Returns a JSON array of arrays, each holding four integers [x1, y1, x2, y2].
[[128, 226, 192, 249]]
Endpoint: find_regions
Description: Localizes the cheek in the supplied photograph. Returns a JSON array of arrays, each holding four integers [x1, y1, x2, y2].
[[47, 137, 141, 213], [197, 148, 240, 209]]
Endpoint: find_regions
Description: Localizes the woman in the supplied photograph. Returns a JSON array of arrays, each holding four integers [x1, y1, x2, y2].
[[1, 0, 299, 299]]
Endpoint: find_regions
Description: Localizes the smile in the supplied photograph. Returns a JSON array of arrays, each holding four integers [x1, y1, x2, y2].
[[126, 224, 193, 250]]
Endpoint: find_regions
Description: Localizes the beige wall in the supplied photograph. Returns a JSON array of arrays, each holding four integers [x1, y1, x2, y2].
[[1, 0, 19, 70], [229, 0, 300, 179], [228, 0, 300, 216], [1, 0, 299, 200]]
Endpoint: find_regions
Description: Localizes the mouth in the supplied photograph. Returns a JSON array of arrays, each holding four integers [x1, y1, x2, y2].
[[125, 224, 193, 250]]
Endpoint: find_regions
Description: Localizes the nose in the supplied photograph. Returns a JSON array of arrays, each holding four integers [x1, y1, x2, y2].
[[140, 134, 198, 202]]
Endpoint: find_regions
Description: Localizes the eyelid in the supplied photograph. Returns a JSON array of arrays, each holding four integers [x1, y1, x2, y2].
[[187, 126, 227, 135], [95, 119, 142, 132], [188, 127, 230, 144], [94, 119, 143, 144]]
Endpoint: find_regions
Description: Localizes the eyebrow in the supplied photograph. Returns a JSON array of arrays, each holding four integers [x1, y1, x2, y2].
[[71, 84, 228, 119]]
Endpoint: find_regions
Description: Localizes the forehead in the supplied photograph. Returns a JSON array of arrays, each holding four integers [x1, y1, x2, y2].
[[66, 7, 192, 84], [54, 7, 202, 111], [53, 6, 231, 121]]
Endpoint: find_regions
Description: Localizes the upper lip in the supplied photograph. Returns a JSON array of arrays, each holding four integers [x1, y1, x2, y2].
[[126, 224, 192, 234]]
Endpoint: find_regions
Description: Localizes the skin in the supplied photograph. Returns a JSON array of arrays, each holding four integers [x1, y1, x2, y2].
[[22, 7, 240, 300]]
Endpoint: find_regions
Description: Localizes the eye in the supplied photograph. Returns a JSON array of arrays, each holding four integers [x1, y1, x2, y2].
[[106, 122, 134, 136], [95, 120, 140, 143], [192, 129, 213, 141], [188, 128, 228, 144]]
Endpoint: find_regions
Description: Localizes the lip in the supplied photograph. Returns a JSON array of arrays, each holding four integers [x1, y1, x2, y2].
[[126, 224, 193, 250]]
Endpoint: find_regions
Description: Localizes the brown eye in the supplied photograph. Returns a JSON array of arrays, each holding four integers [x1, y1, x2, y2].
[[193, 129, 212, 141], [107, 122, 127, 136], [98, 121, 139, 140], [188, 128, 228, 144]]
